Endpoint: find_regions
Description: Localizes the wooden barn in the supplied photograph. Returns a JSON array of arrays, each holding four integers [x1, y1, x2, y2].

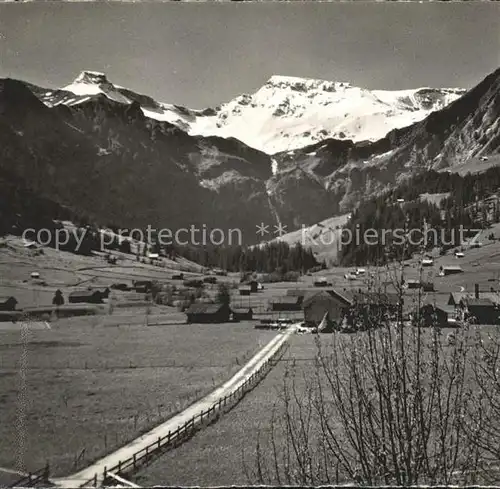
[[272, 296, 303, 311], [68, 290, 103, 304], [460, 298, 499, 325], [239, 285, 252, 296], [418, 303, 449, 328], [302, 290, 352, 326], [185, 303, 231, 324], [231, 307, 253, 321], [0, 296, 18, 311], [133, 280, 153, 293]]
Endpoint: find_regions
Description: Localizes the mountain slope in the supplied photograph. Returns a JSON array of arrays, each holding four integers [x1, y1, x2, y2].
[[35, 71, 465, 155], [1, 68, 498, 251], [271, 67, 500, 221], [0, 78, 275, 244]]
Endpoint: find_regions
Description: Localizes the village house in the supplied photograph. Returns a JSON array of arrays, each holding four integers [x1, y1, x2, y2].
[[271, 296, 303, 312], [0, 296, 18, 311], [231, 307, 253, 321], [133, 280, 153, 293], [418, 303, 449, 328], [185, 303, 231, 323], [460, 298, 499, 325], [302, 289, 352, 327], [350, 290, 400, 327], [68, 290, 103, 304], [239, 285, 252, 296]]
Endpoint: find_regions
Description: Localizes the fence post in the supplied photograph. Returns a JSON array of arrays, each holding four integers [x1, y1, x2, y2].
[[94, 473, 97, 487], [104, 466, 107, 482], [158, 436, 161, 448], [168, 430, 171, 443], [118, 460, 121, 473], [133, 453, 136, 469], [146, 446, 149, 460]]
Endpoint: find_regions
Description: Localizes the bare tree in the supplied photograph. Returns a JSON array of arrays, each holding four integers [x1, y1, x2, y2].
[[248, 259, 497, 485]]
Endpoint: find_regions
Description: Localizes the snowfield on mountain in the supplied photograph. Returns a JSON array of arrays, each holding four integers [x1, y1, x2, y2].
[[37, 71, 465, 155]]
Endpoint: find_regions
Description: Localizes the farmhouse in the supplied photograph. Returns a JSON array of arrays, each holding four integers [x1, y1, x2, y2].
[[239, 285, 252, 296], [272, 296, 303, 311], [302, 290, 352, 326], [68, 290, 103, 304], [231, 307, 253, 321], [133, 280, 153, 293], [460, 298, 499, 325], [0, 296, 18, 311], [405, 279, 421, 290], [418, 303, 449, 328], [185, 303, 231, 323], [351, 291, 400, 318]]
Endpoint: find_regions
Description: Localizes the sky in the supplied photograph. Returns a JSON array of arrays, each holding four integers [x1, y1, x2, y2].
[[0, 2, 498, 109]]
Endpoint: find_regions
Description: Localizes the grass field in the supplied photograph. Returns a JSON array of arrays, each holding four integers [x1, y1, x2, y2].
[[134, 323, 500, 486], [132, 334, 316, 486], [0, 307, 276, 477]]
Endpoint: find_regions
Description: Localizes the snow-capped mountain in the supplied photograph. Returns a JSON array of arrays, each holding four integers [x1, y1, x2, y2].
[[36, 71, 465, 155]]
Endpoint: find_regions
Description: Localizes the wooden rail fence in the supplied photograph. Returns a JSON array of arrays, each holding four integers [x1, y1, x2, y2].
[[80, 339, 289, 487], [8, 463, 50, 487]]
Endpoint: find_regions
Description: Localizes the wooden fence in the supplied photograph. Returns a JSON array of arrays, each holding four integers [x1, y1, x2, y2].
[[80, 339, 289, 487], [8, 463, 50, 487]]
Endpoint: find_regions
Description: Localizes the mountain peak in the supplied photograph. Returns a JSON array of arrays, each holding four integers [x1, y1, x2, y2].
[[72, 70, 110, 86], [264, 75, 351, 92]]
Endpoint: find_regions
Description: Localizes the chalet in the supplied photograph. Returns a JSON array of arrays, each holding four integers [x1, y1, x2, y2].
[[171, 273, 184, 280], [203, 276, 217, 284], [439, 265, 463, 276], [239, 285, 252, 296], [418, 303, 449, 328], [351, 291, 400, 319], [185, 303, 231, 323], [421, 281, 435, 292], [30, 272, 40, 279], [302, 289, 352, 326], [133, 280, 153, 293], [0, 296, 18, 311], [460, 298, 499, 325], [68, 290, 103, 304], [272, 296, 303, 312], [405, 279, 421, 290], [421, 258, 434, 267], [231, 307, 253, 321]]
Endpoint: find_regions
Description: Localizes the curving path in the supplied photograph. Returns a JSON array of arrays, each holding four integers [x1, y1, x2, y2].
[[54, 324, 297, 488]]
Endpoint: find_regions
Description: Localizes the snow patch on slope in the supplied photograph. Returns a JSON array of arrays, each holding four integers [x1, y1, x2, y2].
[[40, 71, 466, 155]]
